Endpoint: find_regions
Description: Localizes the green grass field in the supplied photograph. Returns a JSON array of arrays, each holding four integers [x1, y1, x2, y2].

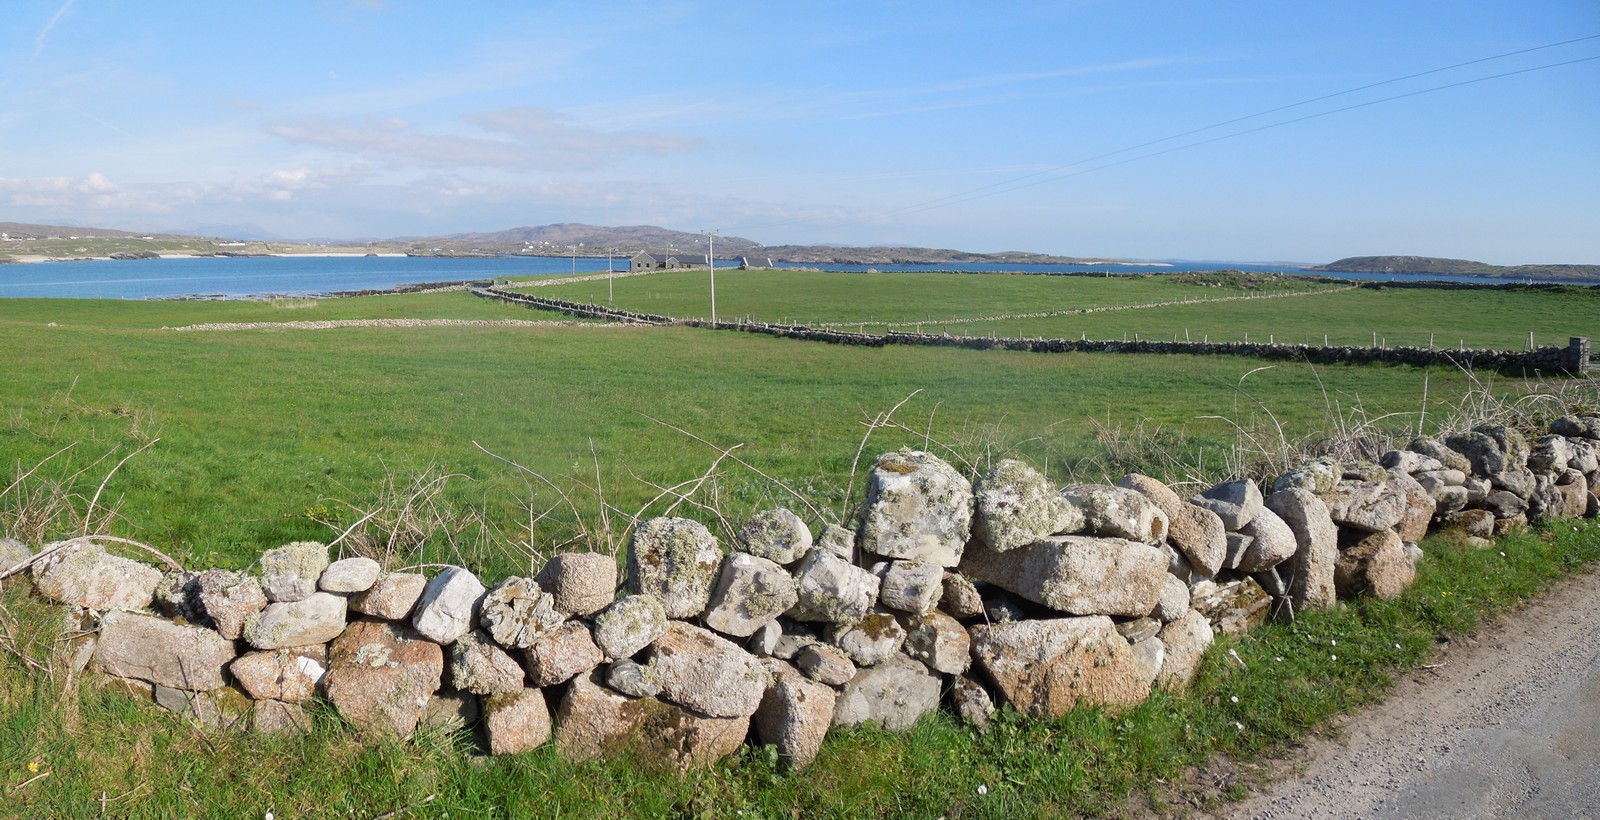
[[524, 269, 1600, 351], [1, 287, 1474, 575], [523, 269, 1341, 325]]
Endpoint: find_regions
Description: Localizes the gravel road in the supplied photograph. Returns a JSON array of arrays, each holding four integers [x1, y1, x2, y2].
[[1214, 568, 1600, 819]]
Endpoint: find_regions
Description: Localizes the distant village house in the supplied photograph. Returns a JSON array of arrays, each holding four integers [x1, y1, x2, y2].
[[628, 252, 709, 272]]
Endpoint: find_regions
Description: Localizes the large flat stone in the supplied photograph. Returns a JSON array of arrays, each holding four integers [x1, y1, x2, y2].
[[96, 610, 235, 691], [969, 616, 1152, 718], [959, 535, 1166, 617]]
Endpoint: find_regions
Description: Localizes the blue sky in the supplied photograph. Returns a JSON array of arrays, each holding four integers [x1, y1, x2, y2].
[[2, 1, 1596, 263]]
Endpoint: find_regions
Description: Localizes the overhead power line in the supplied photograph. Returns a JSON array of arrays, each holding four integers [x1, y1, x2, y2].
[[731, 34, 1599, 234], [888, 51, 1600, 217]]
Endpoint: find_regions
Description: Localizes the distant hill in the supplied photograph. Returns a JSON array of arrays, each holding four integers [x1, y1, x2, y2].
[[402, 224, 762, 257], [1311, 256, 1600, 282], [405, 224, 1107, 265], [0, 221, 150, 239]]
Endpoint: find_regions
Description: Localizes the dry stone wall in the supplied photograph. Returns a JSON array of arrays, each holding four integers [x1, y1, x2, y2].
[[471, 286, 1592, 375], [4, 414, 1600, 771]]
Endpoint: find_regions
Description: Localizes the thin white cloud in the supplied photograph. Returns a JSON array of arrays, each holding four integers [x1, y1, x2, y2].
[[31, 0, 76, 63], [266, 109, 700, 170], [0, 167, 371, 214]]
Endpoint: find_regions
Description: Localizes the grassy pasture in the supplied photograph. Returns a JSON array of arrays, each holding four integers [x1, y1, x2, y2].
[[522, 268, 1340, 326], [0, 290, 1470, 575], [525, 269, 1600, 351]]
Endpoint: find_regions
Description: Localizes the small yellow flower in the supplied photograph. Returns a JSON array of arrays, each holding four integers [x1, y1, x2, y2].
[[27, 760, 39, 773]]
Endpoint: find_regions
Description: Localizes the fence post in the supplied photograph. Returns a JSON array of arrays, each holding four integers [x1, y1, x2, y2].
[[1570, 336, 1592, 374]]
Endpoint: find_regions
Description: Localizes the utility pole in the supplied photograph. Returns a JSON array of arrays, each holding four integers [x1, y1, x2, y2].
[[706, 230, 718, 324]]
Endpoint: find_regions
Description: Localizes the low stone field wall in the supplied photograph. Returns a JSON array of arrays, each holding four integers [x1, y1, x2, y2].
[[470, 286, 1592, 374], [4, 414, 1600, 770]]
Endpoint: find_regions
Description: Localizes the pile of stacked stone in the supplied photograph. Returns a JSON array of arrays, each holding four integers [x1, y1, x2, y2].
[[1, 415, 1596, 772]]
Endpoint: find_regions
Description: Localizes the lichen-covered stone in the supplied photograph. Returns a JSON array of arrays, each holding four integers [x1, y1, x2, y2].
[[152, 569, 200, 619], [959, 535, 1166, 617], [230, 646, 326, 702], [828, 609, 906, 667], [253, 700, 312, 736], [858, 449, 973, 567], [831, 653, 942, 732], [553, 671, 747, 770], [34, 542, 161, 612], [1236, 505, 1297, 573], [319, 557, 381, 594], [605, 659, 662, 698], [1319, 480, 1406, 533], [1169, 502, 1227, 577], [259, 541, 329, 603], [625, 517, 721, 619], [738, 508, 813, 565], [1189, 578, 1270, 636], [535, 552, 617, 617], [951, 674, 996, 732], [815, 523, 856, 561], [1551, 415, 1600, 440], [450, 630, 527, 696], [96, 610, 235, 691], [1060, 484, 1168, 544], [412, 566, 485, 645], [195, 569, 267, 640], [975, 459, 1081, 552], [0, 538, 32, 577], [968, 616, 1152, 718], [478, 576, 565, 649], [651, 622, 768, 718], [483, 688, 552, 755], [591, 593, 668, 660], [524, 621, 603, 687], [1408, 436, 1472, 474], [1150, 574, 1190, 623], [323, 620, 444, 740], [900, 609, 970, 674], [787, 549, 880, 625], [1115, 473, 1184, 523], [795, 642, 857, 686], [1265, 488, 1339, 613], [1193, 478, 1264, 530], [1380, 449, 1442, 474], [243, 592, 348, 650], [703, 553, 798, 638], [875, 558, 943, 615], [1335, 529, 1414, 600], [1273, 458, 1342, 494], [1388, 468, 1437, 543], [755, 659, 836, 770], [350, 572, 427, 620], [939, 571, 985, 619], [1156, 609, 1214, 690], [421, 691, 480, 731]]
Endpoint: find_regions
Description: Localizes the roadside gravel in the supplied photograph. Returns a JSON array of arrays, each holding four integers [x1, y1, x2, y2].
[[1210, 567, 1600, 819]]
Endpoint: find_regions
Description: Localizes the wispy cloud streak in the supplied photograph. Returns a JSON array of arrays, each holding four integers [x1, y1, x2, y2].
[[31, 0, 76, 63]]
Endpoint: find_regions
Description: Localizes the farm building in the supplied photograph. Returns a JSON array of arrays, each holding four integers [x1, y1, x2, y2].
[[629, 252, 710, 272]]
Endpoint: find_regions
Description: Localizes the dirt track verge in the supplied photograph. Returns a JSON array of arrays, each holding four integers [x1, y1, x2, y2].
[[1171, 566, 1600, 819]]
